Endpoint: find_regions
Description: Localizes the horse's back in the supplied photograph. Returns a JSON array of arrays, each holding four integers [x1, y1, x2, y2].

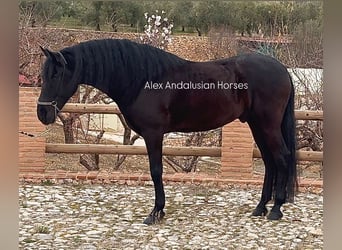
[[219, 53, 290, 81]]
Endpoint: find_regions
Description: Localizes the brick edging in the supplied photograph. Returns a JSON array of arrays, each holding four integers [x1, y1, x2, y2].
[[19, 171, 323, 189]]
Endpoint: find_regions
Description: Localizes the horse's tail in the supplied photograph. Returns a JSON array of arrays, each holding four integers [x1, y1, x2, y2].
[[281, 75, 298, 203]]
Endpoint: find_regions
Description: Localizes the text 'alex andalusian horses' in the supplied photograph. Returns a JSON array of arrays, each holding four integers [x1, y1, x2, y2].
[[37, 39, 297, 224]]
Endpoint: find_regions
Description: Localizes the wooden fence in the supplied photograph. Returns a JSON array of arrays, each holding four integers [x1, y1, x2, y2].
[[45, 103, 323, 162], [61, 103, 323, 121]]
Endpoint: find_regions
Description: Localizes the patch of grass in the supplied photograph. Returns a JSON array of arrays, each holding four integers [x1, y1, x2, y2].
[[71, 183, 85, 190], [20, 198, 28, 208], [72, 235, 82, 244], [69, 203, 81, 210], [41, 179, 55, 186], [34, 224, 50, 234], [104, 229, 115, 238], [23, 238, 36, 243]]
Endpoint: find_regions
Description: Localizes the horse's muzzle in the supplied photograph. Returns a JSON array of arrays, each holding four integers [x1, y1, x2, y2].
[[37, 105, 57, 125]]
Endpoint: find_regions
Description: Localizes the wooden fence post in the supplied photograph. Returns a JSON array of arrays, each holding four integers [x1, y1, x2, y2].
[[221, 120, 254, 179]]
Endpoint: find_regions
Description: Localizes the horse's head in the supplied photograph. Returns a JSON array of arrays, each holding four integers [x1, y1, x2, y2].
[[37, 46, 77, 125]]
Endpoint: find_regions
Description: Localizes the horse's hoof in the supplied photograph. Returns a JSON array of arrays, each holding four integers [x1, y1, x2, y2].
[[143, 210, 165, 225], [143, 215, 155, 225], [267, 211, 283, 220], [251, 206, 268, 217]]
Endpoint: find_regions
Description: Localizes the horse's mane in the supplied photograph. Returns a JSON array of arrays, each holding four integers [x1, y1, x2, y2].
[[61, 39, 187, 106]]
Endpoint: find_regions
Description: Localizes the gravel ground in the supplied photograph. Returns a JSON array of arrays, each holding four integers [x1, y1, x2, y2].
[[19, 182, 323, 250]]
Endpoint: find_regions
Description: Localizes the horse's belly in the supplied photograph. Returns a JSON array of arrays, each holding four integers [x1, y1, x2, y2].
[[128, 88, 246, 134], [168, 97, 240, 132]]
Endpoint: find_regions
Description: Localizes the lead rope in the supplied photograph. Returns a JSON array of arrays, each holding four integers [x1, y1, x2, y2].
[[19, 129, 51, 138], [20, 100, 60, 138]]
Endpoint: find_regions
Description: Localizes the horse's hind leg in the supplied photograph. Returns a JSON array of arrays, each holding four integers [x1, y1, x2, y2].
[[248, 121, 275, 217], [263, 129, 290, 220], [249, 118, 290, 220]]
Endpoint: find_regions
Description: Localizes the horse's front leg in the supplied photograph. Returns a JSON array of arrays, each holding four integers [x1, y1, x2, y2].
[[142, 131, 165, 225]]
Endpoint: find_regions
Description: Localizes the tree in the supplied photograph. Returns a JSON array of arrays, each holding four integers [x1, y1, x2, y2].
[[121, 1, 144, 30], [19, 1, 65, 28], [139, 10, 174, 50], [189, 1, 247, 36], [169, 1, 193, 32], [81, 1, 103, 31], [277, 16, 323, 69], [101, 1, 124, 32], [229, 1, 257, 37], [190, 1, 218, 36]]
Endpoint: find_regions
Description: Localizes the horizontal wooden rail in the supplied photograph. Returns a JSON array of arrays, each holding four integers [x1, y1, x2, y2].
[[46, 143, 322, 162], [253, 148, 323, 162], [294, 110, 323, 120], [46, 143, 221, 157], [62, 103, 121, 114], [61, 104, 323, 120]]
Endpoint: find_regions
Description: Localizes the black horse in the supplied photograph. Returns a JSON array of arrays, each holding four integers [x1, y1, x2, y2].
[[37, 38, 297, 224]]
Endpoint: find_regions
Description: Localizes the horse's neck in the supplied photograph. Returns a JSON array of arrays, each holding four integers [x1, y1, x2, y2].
[[79, 67, 124, 107], [78, 59, 113, 97], [82, 79, 110, 96]]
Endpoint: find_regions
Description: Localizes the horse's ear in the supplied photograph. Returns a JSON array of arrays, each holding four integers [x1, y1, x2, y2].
[[56, 51, 68, 65], [40, 46, 68, 65], [40, 46, 53, 58]]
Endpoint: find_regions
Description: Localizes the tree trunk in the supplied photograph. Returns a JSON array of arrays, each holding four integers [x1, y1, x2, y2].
[[196, 27, 202, 36], [80, 154, 99, 171], [62, 117, 75, 144], [95, 23, 101, 31]]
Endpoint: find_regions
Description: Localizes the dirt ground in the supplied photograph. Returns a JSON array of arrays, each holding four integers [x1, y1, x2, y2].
[[46, 124, 323, 179]]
